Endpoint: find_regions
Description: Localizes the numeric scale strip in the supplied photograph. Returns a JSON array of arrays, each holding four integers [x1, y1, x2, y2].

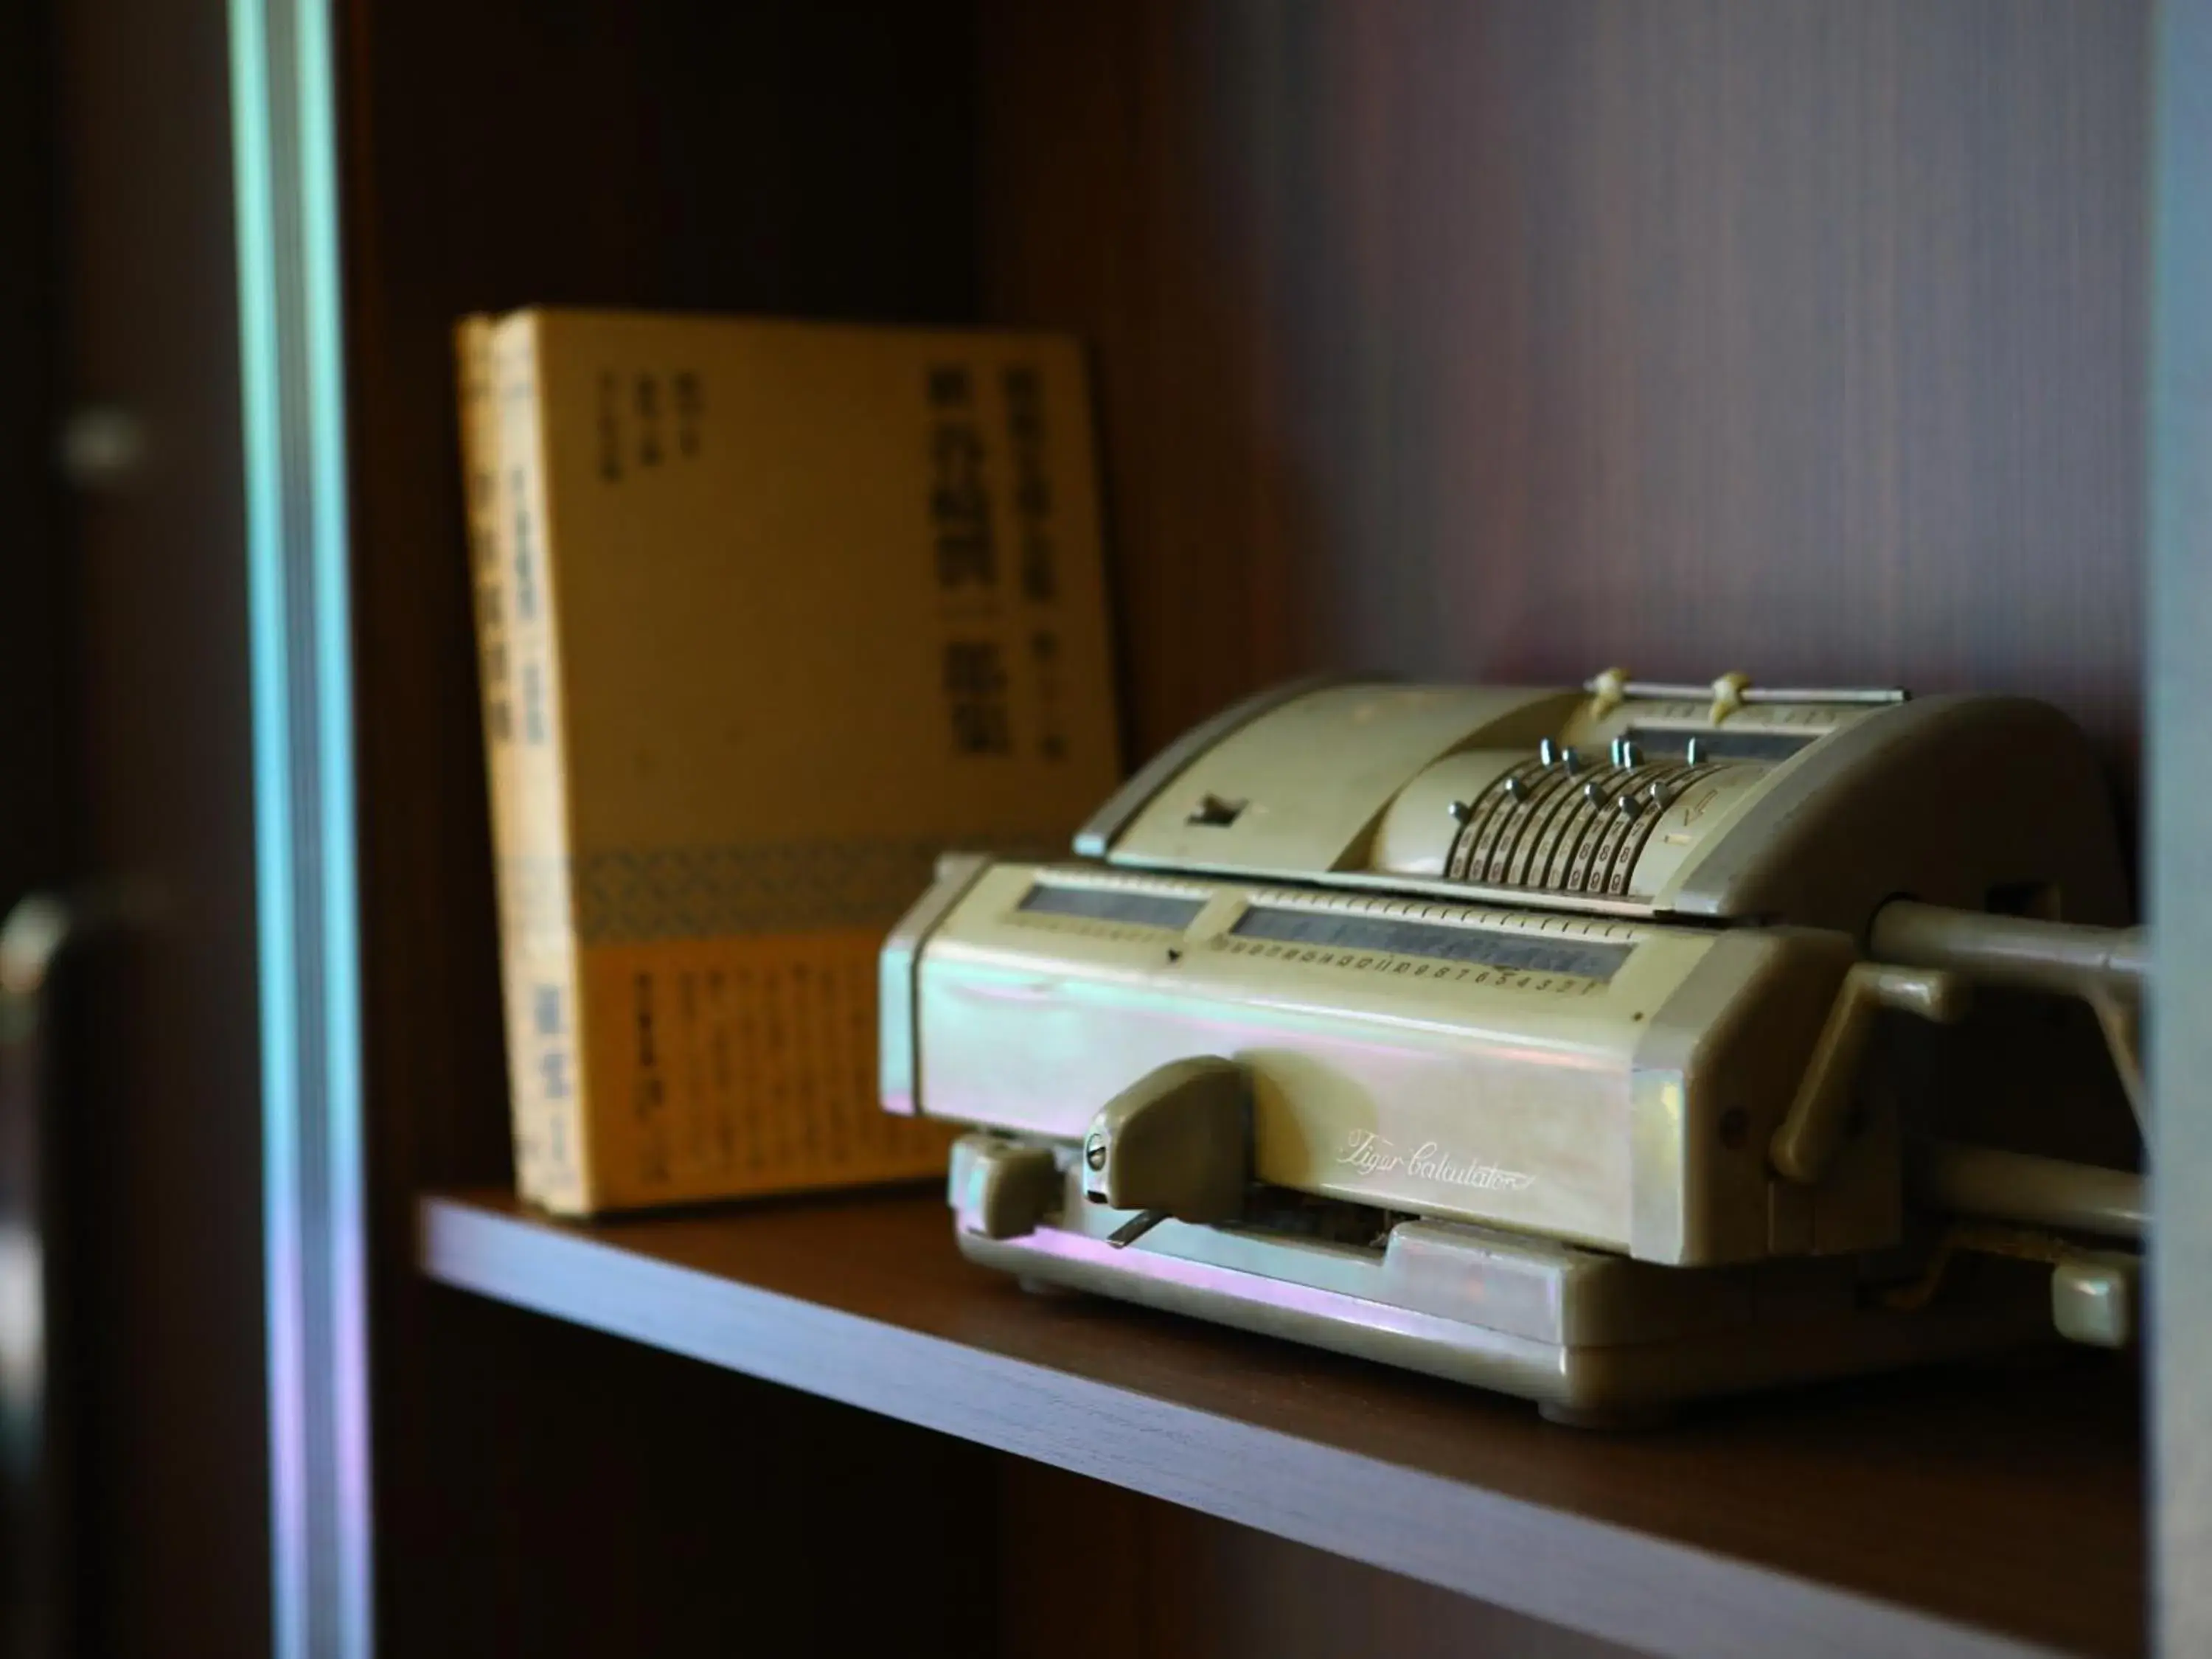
[[419, 1195, 2067, 1659]]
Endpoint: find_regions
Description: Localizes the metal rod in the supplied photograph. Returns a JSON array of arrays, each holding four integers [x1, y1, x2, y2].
[[1580, 678, 1909, 706], [1910, 1139, 2145, 1241], [1871, 901, 2147, 999]]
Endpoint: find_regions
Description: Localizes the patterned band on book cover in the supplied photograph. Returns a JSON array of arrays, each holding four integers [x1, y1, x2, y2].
[[501, 835, 1057, 947]]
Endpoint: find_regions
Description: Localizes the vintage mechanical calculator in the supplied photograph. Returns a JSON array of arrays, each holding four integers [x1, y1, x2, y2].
[[880, 675, 2145, 1424]]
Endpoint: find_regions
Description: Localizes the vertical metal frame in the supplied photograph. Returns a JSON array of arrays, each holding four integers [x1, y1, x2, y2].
[[228, 0, 369, 1651], [2151, 1, 2212, 1652]]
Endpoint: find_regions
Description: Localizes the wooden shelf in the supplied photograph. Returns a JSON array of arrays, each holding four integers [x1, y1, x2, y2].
[[420, 1189, 2142, 1659]]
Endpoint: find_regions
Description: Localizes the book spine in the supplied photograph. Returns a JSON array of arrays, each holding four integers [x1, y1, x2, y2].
[[488, 316, 591, 1213], [454, 316, 543, 1203]]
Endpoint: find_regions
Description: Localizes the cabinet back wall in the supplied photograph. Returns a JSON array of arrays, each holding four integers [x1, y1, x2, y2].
[[981, 0, 2146, 786]]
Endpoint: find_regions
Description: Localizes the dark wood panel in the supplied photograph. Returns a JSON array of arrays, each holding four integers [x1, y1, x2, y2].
[[980, 1, 2146, 786], [403, 1283, 995, 1658], [335, 2, 988, 1650], [51, 0, 272, 1652], [0, 0, 67, 911], [997, 1462, 1632, 1659], [0, 9, 72, 1645], [422, 1189, 2144, 1659]]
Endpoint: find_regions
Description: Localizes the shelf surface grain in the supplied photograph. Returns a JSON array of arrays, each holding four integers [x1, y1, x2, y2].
[[420, 1188, 2142, 1659]]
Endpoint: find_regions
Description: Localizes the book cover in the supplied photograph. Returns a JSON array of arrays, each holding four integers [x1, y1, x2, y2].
[[456, 307, 1121, 1214]]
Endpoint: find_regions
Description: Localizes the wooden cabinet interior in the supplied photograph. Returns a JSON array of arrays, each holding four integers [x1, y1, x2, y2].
[[345, 2, 2150, 1653]]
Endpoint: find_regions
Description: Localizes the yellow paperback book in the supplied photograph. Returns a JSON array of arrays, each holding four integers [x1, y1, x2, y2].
[[454, 307, 1121, 1215]]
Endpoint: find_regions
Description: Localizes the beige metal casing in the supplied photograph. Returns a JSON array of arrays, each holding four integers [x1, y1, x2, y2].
[[901, 861, 1870, 1265], [1101, 684, 1582, 879], [947, 1145, 2052, 1417], [882, 675, 2140, 1413], [1086, 681, 2127, 942]]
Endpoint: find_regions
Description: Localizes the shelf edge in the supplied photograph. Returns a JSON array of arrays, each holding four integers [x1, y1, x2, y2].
[[417, 1194, 2067, 1659]]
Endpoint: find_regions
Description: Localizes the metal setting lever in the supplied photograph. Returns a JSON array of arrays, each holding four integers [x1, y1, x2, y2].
[[949, 1136, 1061, 1239], [1081, 1057, 1252, 1234], [1106, 1211, 1170, 1250], [1771, 964, 1971, 1185]]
